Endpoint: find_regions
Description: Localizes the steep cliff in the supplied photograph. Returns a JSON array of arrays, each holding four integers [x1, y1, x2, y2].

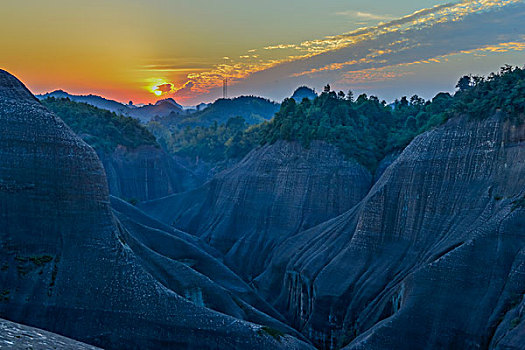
[[140, 140, 373, 280], [99, 145, 198, 201], [257, 114, 525, 349], [0, 69, 312, 350], [41, 97, 198, 201]]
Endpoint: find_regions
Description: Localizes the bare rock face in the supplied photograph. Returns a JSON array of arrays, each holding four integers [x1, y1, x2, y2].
[[0, 69, 313, 350], [99, 145, 198, 202], [0, 318, 101, 350], [140, 140, 372, 280], [258, 114, 525, 349]]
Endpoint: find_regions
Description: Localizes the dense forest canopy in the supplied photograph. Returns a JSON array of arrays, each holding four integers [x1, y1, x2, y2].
[[451, 65, 525, 119], [43, 66, 524, 172], [154, 95, 280, 129], [42, 97, 158, 152], [291, 86, 317, 102], [150, 66, 523, 171]]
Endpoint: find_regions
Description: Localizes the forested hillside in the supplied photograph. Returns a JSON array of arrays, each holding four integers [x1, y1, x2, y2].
[[42, 97, 158, 152]]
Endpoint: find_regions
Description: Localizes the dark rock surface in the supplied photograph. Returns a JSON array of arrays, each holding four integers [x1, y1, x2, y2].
[[99, 145, 198, 201], [110, 195, 309, 343], [257, 114, 525, 349], [0, 318, 101, 349], [140, 140, 372, 280], [0, 69, 313, 350]]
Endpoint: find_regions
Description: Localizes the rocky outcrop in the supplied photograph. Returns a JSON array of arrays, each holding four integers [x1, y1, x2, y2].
[[0, 69, 312, 350], [140, 140, 372, 280], [257, 114, 525, 349], [0, 318, 101, 350], [99, 145, 198, 201]]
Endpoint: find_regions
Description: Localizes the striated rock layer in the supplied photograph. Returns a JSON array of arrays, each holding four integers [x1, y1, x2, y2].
[[0, 69, 312, 350], [99, 144, 198, 202], [257, 114, 525, 349], [140, 140, 373, 280], [0, 318, 101, 350]]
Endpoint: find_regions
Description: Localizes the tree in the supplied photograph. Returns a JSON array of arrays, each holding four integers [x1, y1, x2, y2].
[[323, 84, 331, 93], [346, 90, 354, 102], [456, 75, 472, 92], [410, 95, 425, 106], [338, 91, 346, 99]]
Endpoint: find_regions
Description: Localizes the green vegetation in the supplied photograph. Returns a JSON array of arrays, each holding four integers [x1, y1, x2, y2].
[[187, 96, 279, 126], [250, 90, 451, 170], [42, 97, 158, 152], [450, 65, 525, 120], [155, 96, 279, 129], [29, 255, 54, 266], [257, 326, 285, 341], [148, 66, 524, 172], [511, 195, 525, 212], [149, 115, 254, 163], [510, 317, 521, 329]]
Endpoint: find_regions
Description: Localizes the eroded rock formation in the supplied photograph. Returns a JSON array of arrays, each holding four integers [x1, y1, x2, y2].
[[0, 69, 312, 350], [257, 115, 525, 349], [99, 145, 198, 201], [140, 140, 372, 280]]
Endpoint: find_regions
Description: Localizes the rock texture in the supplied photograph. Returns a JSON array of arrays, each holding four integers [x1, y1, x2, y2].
[[99, 145, 198, 201], [140, 140, 372, 280], [256, 114, 525, 349], [0, 69, 312, 350], [0, 318, 101, 350]]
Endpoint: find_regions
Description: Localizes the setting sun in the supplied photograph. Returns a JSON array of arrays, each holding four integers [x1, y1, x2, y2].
[[148, 78, 173, 97]]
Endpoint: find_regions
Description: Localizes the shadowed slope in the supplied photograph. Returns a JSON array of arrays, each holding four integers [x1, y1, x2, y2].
[[0, 69, 312, 350], [140, 140, 372, 281], [258, 114, 525, 349]]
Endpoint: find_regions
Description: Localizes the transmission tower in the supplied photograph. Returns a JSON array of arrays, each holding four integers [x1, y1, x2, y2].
[[223, 78, 228, 99]]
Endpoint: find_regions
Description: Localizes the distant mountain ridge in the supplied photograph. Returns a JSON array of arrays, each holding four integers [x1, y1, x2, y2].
[[37, 90, 184, 123], [154, 95, 280, 128]]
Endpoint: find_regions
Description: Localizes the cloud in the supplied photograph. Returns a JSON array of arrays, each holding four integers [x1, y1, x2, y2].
[[171, 81, 195, 99], [155, 83, 173, 93], [335, 10, 393, 21], [147, 0, 525, 101]]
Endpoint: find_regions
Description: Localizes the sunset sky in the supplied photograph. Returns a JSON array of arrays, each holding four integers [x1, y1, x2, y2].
[[1, 0, 524, 105]]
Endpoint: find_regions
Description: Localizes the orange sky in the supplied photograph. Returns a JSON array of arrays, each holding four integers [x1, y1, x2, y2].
[[1, 0, 524, 105]]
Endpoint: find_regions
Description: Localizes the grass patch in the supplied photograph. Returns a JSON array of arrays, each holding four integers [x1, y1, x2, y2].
[[257, 326, 285, 342], [511, 196, 525, 212], [0, 290, 10, 302], [29, 255, 53, 266]]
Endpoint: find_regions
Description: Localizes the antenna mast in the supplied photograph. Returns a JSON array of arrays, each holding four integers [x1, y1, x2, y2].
[[223, 78, 228, 99]]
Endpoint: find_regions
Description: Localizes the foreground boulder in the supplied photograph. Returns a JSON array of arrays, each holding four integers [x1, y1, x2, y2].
[[0, 69, 312, 349], [0, 318, 101, 350], [140, 140, 372, 280], [257, 114, 525, 349]]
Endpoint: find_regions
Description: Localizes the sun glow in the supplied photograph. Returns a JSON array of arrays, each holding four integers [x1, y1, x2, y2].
[[147, 78, 173, 97]]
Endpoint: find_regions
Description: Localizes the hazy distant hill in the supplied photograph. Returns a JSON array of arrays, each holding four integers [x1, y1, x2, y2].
[[37, 90, 184, 123], [156, 96, 280, 128], [42, 97, 198, 200], [38, 89, 130, 114], [291, 86, 317, 102]]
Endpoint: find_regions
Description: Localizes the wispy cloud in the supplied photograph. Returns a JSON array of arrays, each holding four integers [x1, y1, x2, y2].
[[335, 10, 394, 21], [142, 0, 525, 101]]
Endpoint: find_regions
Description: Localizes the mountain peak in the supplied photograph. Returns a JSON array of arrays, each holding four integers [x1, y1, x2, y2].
[[0, 69, 38, 102], [155, 97, 182, 109], [291, 86, 317, 102]]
